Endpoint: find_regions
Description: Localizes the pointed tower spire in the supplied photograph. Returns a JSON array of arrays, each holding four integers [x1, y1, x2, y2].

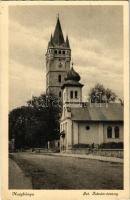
[[53, 15, 65, 45], [66, 35, 70, 48]]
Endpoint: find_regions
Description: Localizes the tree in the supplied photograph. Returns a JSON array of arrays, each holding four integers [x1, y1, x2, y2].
[[9, 93, 62, 150], [88, 83, 117, 103], [27, 93, 62, 141]]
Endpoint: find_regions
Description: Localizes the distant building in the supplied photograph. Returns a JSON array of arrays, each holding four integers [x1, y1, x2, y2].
[[60, 67, 123, 152], [46, 16, 71, 99]]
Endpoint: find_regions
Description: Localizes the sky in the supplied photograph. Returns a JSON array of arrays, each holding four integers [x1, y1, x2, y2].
[[9, 5, 123, 110]]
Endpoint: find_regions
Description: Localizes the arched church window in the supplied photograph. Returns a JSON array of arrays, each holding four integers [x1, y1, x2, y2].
[[107, 126, 112, 138], [75, 91, 78, 98], [115, 126, 119, 138], [59, 50, 61, 54], [70, 91, 73, 99], [58, 75, 61, 83]]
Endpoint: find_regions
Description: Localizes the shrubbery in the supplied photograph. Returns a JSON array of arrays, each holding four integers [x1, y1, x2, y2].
[[99, 142, 123, 149], [73, 144, 90, 148], [73, 142, 123, 149]]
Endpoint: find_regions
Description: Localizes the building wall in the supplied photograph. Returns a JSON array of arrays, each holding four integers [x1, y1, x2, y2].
[[46, 48, 71, 98], [46, 55, 70, 73], [72, 121, 123, 146], [78, 122, 100, 144], [46, 87, 62, 99], [73, 122, 79, 144], [60, 120, 123, 151], [60, 119, 72, 151], [47, 71, 67, 87]]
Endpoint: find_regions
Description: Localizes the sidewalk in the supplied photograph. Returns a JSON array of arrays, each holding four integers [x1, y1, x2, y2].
[[9, 158, 32, 189], [44, 152, 123, 163]]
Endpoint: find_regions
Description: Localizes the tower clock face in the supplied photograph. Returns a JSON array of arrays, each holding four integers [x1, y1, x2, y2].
[[59, 62, 62, 68], [59, 60, 64, 68]]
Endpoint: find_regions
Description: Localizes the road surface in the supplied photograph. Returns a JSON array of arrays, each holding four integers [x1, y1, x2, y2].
[[9, 152, 123, 189]]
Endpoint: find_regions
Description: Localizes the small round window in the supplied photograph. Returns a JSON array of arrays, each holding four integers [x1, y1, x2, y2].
[[86, 126, 90, 130]]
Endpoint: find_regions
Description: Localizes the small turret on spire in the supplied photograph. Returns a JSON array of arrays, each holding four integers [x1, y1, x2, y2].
[[50, 34, 53, 44], [48, 34, 54, 47], [66, 35, 70, 48]]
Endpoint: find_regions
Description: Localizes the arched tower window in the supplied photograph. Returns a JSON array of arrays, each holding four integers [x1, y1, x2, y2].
[[70, 91, 73, 99], [55, 50, 57, 54], [75, 91, 78, 98], [107, 126, 112, 138], [59, 91, 61, 98], [58, 75, 61, 83], [115, 126, 119, 138]]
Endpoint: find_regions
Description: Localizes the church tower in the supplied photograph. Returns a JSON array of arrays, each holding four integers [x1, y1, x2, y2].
[[46, 16, 71, 98], [61, 66, 84, 108]]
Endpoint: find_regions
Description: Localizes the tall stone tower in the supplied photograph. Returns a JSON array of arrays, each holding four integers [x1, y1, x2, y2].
[[46, 16, 71, 98]]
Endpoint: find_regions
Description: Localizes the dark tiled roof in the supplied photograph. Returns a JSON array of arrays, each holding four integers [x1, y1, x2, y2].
[[71, 103, 123, 121], [53, 17, 65, 45], [65, 67, 80, 82]]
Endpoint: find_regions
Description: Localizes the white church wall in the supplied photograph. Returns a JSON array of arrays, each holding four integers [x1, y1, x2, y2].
[[61, 120, 123, 151], [98, 122, 104, 144], [78, 122, 100, 145], [72, 121, 123, 145], [73, 122, 79, 144], [67, 119, 73, 149], [63, 87, 82, 105], [60, 119, 73, 150]]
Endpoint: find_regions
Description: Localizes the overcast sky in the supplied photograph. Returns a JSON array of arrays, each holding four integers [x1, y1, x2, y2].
[[9, 5, 123, 110]]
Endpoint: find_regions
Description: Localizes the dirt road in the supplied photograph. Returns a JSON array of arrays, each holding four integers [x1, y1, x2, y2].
[[9, 153, 123, 189]]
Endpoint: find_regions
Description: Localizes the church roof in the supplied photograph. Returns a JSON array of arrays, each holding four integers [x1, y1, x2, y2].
[[65, 67, 81, 81], [70, 103, 123, 122], [62, 67, 83, 89], [53, 17, 65, 45]]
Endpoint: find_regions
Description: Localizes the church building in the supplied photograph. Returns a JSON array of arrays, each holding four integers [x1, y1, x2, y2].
[[45, 17, 124, 152], [60, 67, 123, 152]]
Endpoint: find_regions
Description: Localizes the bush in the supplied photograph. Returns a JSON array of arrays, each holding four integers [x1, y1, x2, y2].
[[99, 142, 123, 149], [73, 144, 90, 148]]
